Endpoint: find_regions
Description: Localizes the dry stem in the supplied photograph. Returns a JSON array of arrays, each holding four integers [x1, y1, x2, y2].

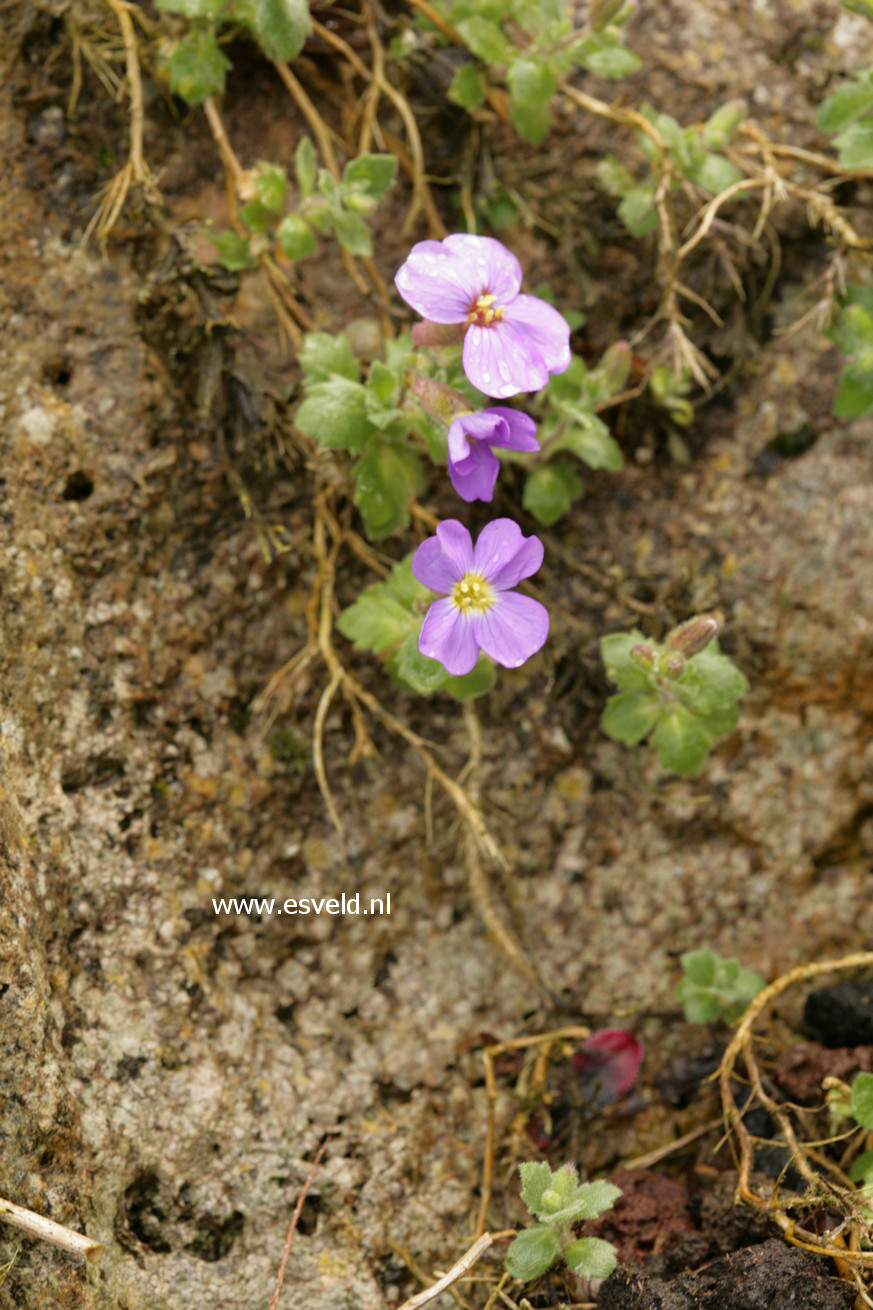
[[397, 1234, 494, 1310], [0, 1198, 104, 1263]]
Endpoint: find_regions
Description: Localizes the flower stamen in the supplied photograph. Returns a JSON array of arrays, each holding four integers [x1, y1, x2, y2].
[[467, 293, 505, 328], [451, 571, 495, 613]]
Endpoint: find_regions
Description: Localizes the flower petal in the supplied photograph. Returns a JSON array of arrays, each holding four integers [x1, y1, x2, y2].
[[412, 519, 473, 593], [484, 407, 540, 452], [476, 592, 550, 669], [449, 442, 500, 503], [395, 241, 482, 324], [442, 234, 522, 303], [463, 323, 548, 398], [500, 294, 572, 376], [418, 598, 480, 675], [472, 519, 544, 588], [448, 412, 507, 464]]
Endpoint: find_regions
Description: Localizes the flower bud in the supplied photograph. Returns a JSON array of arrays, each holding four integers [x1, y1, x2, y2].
[[599, 340, 631, 394], [666, 615, 719, 658], [411, 320, 467, 348], [630, 643, 657, 670], [660, 653, 686, 679], [541, 1188, 562, 1212], [589, 0, 625, 28], [410, 375, 470, 420]]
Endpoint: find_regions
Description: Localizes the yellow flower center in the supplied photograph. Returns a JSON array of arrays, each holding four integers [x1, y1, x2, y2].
[[467, 293, 505, 328], [451, 572, 495, 613]]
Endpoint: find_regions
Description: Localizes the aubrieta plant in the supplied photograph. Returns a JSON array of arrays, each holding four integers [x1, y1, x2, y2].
[[676, 949, 765, 1025], [601, 615, 748, 776], [504, 1162, 621, 1283]]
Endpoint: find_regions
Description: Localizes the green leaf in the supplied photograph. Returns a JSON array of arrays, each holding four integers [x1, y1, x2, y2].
[[564, 1237, 619, 1280], [677, 950, 765, 1024], [343, 153, 398, 200], [597, 155, 635, 197], [509, 99, 551, 144], [573, 1180, 623, 1219], [507, 58, 556, 106], [523, 462, 582, 526], [449, 64, 487, 110], [156, 0, 223, 14], [600, 631, 653, 692], [255, 162, 288, 213], [686, 152, 743, 194], [652, 705, 713, 776], [353, 438, 424, 538], [602, 690, 661, 745], [277, 212, 316, 259], [519, 1162, 552, 1215], [208, 229, 256, 271], [366, 359, 400, 406], [834, 118, 873, 168], [382, 553, 428, 608], [579, 41, 640, 78], [457, 16, 512, 63], [299, 332, 358, 383], [239, 199, 274, 232], [165, 27, 230, 106], [852, 1073, 873, 1131], [817, 77, 873, 133], [850, 1149, 873, 1184], [504, 1226, 561, 1282], [702, 100, 747, 148], [554, 409, 623, 470], [333, 208, 373, 256], [681, 949, 718, 987], [675, 650, 748, 715], [337, 594, 417, 654], [249, 0, 311, 61], [617, 184, 659, 236], [295, 137, 317, 198], [833, 356, 873, 417], [387, 634, 451, 694], [443, 656, 496, 700], [295, 379, 373, 451]]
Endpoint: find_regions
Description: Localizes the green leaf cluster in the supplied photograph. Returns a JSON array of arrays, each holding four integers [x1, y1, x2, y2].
[[675, 948, 765, 1024], [598, 100, 746, 237], [826, 285, 873, 418], [851, 1072, 873, 1132], [432, 0, 638, 144], [504, 1162, 620, 1283], [521, 349, 626, 526], [158, 0, 310, 102], [206, 145, 397, 271], [295, 332, 426, 539], [600, 626, 747, 776], [337, 555, 495, 699], [817, 67, 873, 169]]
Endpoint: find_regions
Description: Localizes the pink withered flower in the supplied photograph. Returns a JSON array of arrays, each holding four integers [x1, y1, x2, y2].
[[395, 234, 572, 398], [448, 407, 540, 502], [412, 518, 549, 676]]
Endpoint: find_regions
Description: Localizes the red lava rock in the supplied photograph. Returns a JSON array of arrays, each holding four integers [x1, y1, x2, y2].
[[773, 1041, 873, 1104], [580, 1169, 709, 1274]]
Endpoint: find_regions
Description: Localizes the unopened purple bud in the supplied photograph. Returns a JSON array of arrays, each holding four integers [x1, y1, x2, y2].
[[666, 615, 719, 657], [411, 320, 467, 348], [660, 653, 686, 679], [410, 375, 470, 420], [630, 643, 657, 670]]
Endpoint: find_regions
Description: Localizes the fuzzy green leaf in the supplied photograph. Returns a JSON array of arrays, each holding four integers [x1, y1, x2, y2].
[[817, 77, 873, 133], [249, 0, 310, 61], [834, 118, 873, 168], [504, 1226, 561, 1282], [652, 705, 713, 776], [295, 379, 373, 451], [343, 153, 398, 200], [337, 595, 417, 654], [255, 162, 288, 213], [295, 137, 317, 198], [522, 462, 582, 526], [299, 332, 358, 382], [833, 356, 873, 417], [165, 27, 230, 106], [208, 229, 256, 271], [449, 64, 488, 110], [564, 1237, 619, 1280], [686, 152, 743, 194], [602, 691, 661, 745], [852, 1073, 873, 1131], [333, 208, 373, 255], [600, 631, 653, 692], [509, 98, 551, 144], [277, 212, 316, 259], [457, 16, 512, 63], [554, 409, 623, 470], [507, 58, 556, 106], [443, 656, 496, 700], [353, 438, 424, 538], [702, 100, 747, 148], [675, 650, 748, 715], [617, 184, 659, 236], [518, 1162, 552, 1215], [387, 634, 451, 694]]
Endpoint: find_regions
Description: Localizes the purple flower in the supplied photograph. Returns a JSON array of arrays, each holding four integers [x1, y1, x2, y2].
[[412, 518, 549, 676], [395, 234, 571, 399], [448, 407, 540, 502]]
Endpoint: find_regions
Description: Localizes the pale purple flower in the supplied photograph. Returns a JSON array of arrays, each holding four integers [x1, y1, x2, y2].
[[448, 407, 540, 502], [394, 234, 571, 399], [412, 518, 549, 676]]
